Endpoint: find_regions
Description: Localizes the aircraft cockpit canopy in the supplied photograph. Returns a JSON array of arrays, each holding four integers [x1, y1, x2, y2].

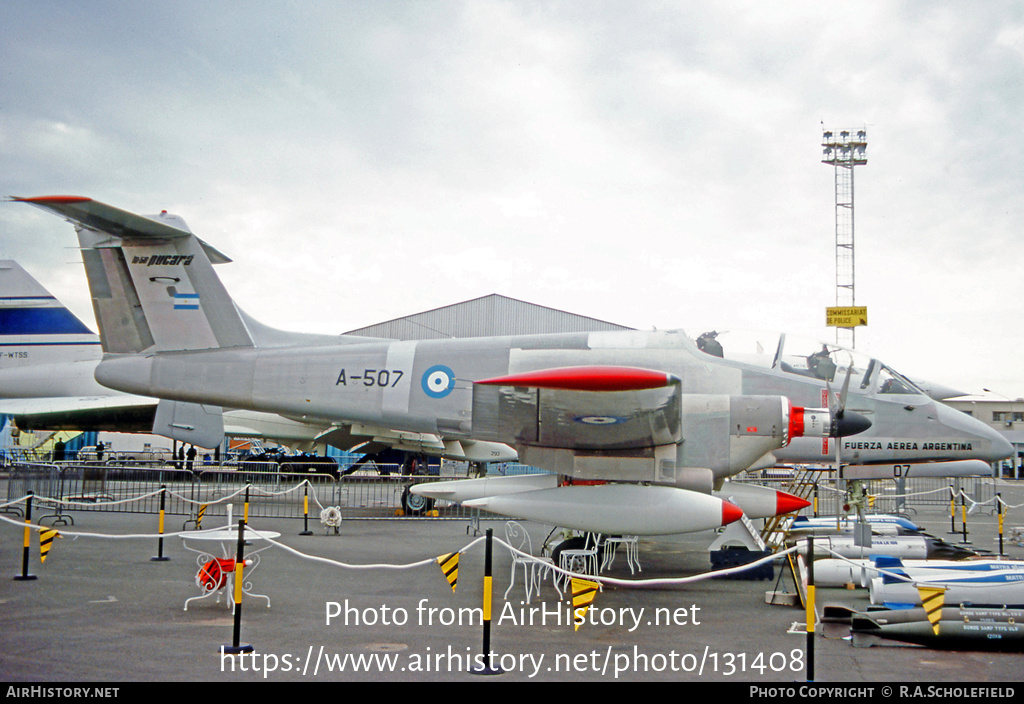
[[690, 329, 927, 397]]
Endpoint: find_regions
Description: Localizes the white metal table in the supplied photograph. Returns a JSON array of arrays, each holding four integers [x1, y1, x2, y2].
[[181, 525, 280, 611]]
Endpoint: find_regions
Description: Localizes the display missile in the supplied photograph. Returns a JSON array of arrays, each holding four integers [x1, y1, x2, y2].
[[410, 472, 558, 502], [796, 534, 977, 561], [463, 484, 743, 535], [851, 606, 1024, 651], [811, 558, 874, 588], [870, 569, 1024, 607], [843, 459, 996, 480], [804, 556, 1024, 590], [712, 481, 810, 519], [789, 514, 922, 536]]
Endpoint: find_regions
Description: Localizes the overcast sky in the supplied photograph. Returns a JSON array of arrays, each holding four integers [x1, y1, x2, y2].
[[2, 1, 1022, 399]]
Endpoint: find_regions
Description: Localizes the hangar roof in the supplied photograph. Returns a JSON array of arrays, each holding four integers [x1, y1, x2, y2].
[[344, 293, 632, 340]]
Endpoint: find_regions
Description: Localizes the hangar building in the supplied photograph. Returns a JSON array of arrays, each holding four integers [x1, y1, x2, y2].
[[344, 293, 633, 340]]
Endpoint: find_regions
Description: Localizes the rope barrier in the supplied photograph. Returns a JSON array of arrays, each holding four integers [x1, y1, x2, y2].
[[3, 480, 1022, 586]]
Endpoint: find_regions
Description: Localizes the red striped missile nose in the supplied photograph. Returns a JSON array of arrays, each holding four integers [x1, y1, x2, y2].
[[776, 491, 811, 515], [722, 501, 744, 526]]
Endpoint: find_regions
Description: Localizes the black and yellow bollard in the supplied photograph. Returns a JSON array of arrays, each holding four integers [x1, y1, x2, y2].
[[221, 519, 254, 654], [998, 492, 1005, 557], [14, 492, 37, 581], [472, 528, 502, 675], [949, 485, 957, 535], [152, 485, 170, 562], [300, 483, 313, 536], [959, 492, 970, 544], [805, 535, 815, 682]]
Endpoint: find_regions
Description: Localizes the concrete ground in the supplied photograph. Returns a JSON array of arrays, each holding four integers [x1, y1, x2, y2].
[[2, 478, 1024, 685]]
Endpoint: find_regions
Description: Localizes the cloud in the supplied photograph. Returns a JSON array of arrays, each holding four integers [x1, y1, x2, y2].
[[1, 0, 1022, 397]]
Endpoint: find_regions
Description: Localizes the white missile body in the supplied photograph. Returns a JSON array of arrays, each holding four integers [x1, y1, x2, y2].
[[410, 473, 558, 502], [812, 558, 875, 588], [413, 473, 805, 523], [712, 481, 810, 520], [463, 483, 742, 535], [870, 569, 1024, 607], [799, 534, 977, 565], [843, 459, 995, 480], [807, 557, 1024, 589], [869, 557, 1024, 588], [798, 535, 931, 560], [789, 514, 920, 535]]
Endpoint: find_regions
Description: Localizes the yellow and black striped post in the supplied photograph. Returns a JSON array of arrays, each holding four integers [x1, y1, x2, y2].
[[152, 485, 170, 562], [805, 535, 815, 682], [472, 528, 502, 675], [14, 491, 37, 581], [299, 483, 313, 536], [998, 492, 1004, 556], [244, 486, 250, 525], [221, 519, 253, 654], [960, 492, 969, 543], [949, 485, 956, 534]]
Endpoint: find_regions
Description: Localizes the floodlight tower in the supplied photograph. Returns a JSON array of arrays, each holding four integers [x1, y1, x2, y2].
[[822, 128, 867, 348]]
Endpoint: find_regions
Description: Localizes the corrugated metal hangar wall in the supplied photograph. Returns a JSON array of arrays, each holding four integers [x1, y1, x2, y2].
[[344, 294, 632, 340]]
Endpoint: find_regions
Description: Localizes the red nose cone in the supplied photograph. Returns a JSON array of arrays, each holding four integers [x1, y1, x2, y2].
[[775, 491, 812, 515], [721, 501, 744, 526]]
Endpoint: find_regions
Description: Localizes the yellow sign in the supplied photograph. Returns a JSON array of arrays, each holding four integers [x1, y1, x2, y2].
[[826, 306, 868, 327]]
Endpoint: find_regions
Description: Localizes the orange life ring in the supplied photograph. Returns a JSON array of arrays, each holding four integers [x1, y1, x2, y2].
[[197, 558, 235, 591]]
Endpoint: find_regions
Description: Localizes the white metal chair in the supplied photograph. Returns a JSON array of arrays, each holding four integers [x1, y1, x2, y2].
[[600, 535, 641, 574], [504, 521, 560, 602], [556, 532, 600, 589]]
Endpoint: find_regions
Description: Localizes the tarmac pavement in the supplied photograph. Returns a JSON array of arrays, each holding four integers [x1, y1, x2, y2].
[[2, 478, 1024, 687]]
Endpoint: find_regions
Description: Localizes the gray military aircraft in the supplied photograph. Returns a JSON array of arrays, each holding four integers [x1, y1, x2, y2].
[[13, 196, 1012, 537], [682, 329, 1011, 478], [0, 260, 515, 466]]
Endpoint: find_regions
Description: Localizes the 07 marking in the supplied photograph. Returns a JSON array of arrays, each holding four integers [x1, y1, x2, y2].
[[336, 368, 404, 388]]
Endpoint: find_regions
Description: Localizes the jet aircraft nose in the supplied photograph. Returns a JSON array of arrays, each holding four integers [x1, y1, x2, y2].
[[936, 401, 1014, 462]]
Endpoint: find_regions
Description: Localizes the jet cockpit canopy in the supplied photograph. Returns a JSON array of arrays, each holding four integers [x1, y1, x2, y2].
[[690, 329, 926, 397]]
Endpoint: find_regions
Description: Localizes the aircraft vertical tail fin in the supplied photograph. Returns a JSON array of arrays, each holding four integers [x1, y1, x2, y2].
[[0, 259, 100, 368], [15, 197, 254, 355]]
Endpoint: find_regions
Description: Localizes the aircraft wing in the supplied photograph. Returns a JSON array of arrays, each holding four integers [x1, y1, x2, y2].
[[471, 366, 682, 451], [313, 423, 518, 463], [0, 395, 158, 432]]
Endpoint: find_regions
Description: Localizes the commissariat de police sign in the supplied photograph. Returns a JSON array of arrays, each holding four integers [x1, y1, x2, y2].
[[826, 306, 868, 327]]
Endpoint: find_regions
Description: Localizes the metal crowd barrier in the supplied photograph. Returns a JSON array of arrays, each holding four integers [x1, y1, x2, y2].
[[3, 460, 1000, 528], [2, 461, 498, 525], [738, 473, 998, 518]]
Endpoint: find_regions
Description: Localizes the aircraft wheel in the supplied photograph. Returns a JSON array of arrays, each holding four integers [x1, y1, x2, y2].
[[401, 485, 434, 515]]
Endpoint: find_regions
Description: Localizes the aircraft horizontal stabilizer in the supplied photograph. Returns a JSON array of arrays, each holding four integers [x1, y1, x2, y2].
[[152, 399, 224, 450], [13, 196, 232, 264]]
